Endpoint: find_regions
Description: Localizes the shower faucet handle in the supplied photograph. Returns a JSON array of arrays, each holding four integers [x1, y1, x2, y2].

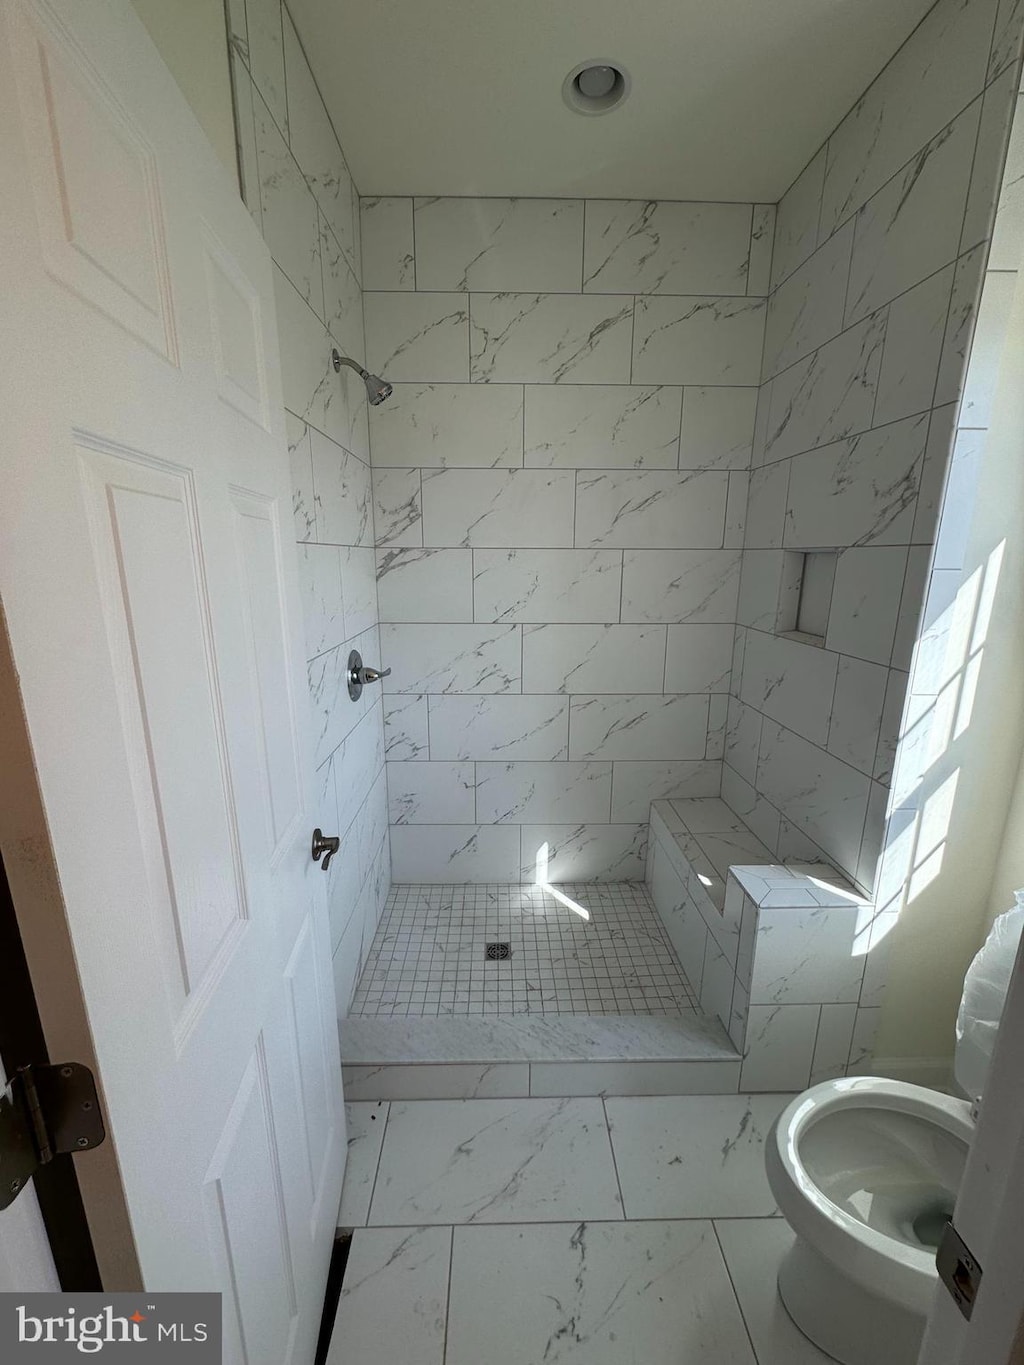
[[346, 648, 390, 701], [311, 828, 340, 871]]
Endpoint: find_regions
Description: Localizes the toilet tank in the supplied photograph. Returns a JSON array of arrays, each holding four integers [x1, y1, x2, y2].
[[955, 892, 1024, 1101]]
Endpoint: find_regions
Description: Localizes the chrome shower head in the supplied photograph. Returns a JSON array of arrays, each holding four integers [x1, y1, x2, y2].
[[331, 348, 393, 405]]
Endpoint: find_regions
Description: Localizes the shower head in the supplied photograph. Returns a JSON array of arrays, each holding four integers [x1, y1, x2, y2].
[[331, 348, 393, 405]]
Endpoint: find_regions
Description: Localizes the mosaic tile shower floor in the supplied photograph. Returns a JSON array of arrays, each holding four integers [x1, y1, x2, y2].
[[349, 882, 699, 1018]]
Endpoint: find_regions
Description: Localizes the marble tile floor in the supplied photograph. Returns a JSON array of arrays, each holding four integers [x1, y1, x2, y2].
[[328, 1093, 836, 1364], [349, 882, 698, 1018]]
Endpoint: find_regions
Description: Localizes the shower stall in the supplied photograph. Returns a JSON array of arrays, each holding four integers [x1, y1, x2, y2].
[[226, 0, 1024, 1096]]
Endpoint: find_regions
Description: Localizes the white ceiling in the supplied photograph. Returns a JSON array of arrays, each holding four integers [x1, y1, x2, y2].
[[288, 0, 937, 203]]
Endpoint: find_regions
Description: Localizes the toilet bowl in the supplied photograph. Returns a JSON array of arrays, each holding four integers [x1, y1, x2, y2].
[[766, 1077, 973, 1365]]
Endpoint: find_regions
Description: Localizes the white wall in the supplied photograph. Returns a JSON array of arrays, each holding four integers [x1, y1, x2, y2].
[[872, 70, 1024, 1064]]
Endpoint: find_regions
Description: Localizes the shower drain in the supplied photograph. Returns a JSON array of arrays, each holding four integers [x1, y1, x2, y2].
[[485, 942, 511, 961]]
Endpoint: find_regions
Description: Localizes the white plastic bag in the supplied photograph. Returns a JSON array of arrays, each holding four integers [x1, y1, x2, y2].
[[955, 889, 1024, 1100]]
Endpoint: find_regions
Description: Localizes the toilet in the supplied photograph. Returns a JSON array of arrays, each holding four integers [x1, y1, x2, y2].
[[765, 911, 1016, 1365], [766, 1078, 972, 1365]]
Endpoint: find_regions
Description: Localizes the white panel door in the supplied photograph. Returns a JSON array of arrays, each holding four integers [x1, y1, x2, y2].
[[0, 0, 346, 1359]]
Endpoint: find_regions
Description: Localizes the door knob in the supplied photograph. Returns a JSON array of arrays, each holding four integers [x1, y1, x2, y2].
[[347, 648, 391, 701], [311, 828, 340, 871]]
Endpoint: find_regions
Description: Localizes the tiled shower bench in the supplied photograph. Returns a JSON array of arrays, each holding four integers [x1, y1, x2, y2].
[[646, 798, 874, 1092]]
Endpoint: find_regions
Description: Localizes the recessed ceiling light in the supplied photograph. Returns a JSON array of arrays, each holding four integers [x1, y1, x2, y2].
[[562, 59, 631, 116]]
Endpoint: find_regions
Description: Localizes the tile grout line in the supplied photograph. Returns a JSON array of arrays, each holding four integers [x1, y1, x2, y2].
[[363, 1099, 393, 1225], [441, 1224, 455, 1365], [600, 1097, 628, 1222], [711, 1219, 762, 1365]]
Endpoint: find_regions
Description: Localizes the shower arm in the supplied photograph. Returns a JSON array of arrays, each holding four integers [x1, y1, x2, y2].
[[331, 349, 368, 380]]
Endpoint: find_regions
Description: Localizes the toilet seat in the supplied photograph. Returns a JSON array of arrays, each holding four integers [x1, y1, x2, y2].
[[767, 1076, 973, 1317]]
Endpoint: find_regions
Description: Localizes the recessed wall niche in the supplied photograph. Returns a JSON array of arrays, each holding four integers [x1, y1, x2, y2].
[[777, 550, 838, 646]]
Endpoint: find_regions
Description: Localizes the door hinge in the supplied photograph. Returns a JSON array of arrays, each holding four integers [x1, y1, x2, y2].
[[0, 1062, 105, 1210], [937, 1219, 983, 1320]]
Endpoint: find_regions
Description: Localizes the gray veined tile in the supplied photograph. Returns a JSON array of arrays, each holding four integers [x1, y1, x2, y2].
[[327, 1226, 450, 1365], [715, 1219, 835, 1364], [320, 216, 363, 364], [286, 412, 315, 543], [609, 759, 721, 822], [383, 693, 429, 761], [818, 0, 998, 238], [473, 548, 622, 624], [574, 469, 730, 549], [524, 384, 681, 469], [372, 467, 422, 547], [337, 1101, 388, 1226], [282, 12, 357, 272], [475, 761, 613, 824], [764, 311, 886, 464], [364, 292, 470, 382], [312, 429, 372, 546], [245, 0, 287, 136], [744, 463, 789, 549], [873, 265, 955, 426], [782, 413, 928, 549], [414, 196, 584, 291], [959, 268, 1018, 428], [521, 822, 648, 881], [445, 1221, 757, 1365], [620, 549, 741, 624], [740, 1003, 820, 1091], [470, 292, 634, 384], [389, 824, 521, 882], [253, 89, 323, 317], [387, 761, 476, 824], [989, 0, 1024, 79], [297, 544, 344, 661], [755, 719, 871, 884], [960, 67, 1021, 259], [664, 624, 734, 694], [605, 1093, 791, 1217], [568, 694, 710, 761], [427, 694, 570, 761], [825, 545, 909, 666], [339, 546, 377, 638], [844, 101, 981, 326], [632, 295, 766, 386], [375, 548, 473, 622], [272, 265, 332, 436], [679, 386, 758, 470], [421, 468, 574, 547], [827, 656, 891, 776], [583, 198, 753, 295], [748, 204, 777, 296], [380, 622, 521, 694], [772, 146, 827, 290], [369, 383, 524, 468], [762, 221, 853, 379], [522, 624, 667, 694], [935, 244, 986, 408], [368, 1097, 622, 1224], [359, 196, 415, 290]]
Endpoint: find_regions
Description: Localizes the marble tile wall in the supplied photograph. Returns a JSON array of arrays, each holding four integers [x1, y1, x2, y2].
[[360, 194, 773, 880], [229, 0, 389, 1008], [726, 0, 1024, 893]]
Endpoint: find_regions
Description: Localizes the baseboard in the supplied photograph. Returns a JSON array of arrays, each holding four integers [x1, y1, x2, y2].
[[868, 1055, 955, 1091]]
